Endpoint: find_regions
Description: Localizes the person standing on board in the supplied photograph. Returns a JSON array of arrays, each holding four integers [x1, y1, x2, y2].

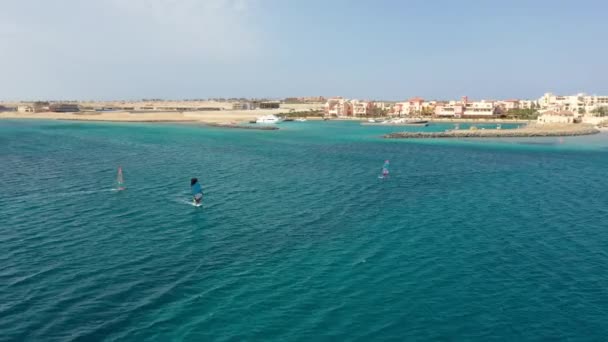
[[191, 178, 203, 205]]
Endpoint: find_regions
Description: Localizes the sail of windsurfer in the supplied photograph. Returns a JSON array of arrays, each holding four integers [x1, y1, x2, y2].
[[116, 166, 125, 190], [380, 160, 389, 178]]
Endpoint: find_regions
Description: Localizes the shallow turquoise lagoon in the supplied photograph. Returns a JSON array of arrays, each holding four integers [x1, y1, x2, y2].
[[1, 120, 608, 341]]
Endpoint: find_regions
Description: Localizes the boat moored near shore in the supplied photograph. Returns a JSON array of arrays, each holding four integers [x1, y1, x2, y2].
[[256, 115, 281, 124], [362, 118, 429, 126]]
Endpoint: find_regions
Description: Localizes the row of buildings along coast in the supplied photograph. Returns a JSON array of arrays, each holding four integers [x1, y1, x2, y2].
[[5, 100, 285, 113], [2, 94, 607, 125], [324, 93, 608, 124]]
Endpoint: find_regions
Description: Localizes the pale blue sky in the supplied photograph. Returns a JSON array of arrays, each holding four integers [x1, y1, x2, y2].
[[1, 0, 607, 100]]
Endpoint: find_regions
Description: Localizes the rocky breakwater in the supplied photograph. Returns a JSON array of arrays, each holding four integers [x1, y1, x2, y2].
[[384, 123, 599, 139]]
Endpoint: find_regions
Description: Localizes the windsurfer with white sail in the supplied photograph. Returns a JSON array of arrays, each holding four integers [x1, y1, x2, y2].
[[116, 166, 126, 190], [380, 160, 389, 179]]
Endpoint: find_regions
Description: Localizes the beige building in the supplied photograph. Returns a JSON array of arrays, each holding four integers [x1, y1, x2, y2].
[[538, 92, 608, 114], [583, 95, 608, 113], [17, 105, 34, 113], [324, 97, 352, 117], [497, 100, 518, 111], [434, 97, 498, 117], [392, 97, 426, 116], [351, 100, 374, 116], [519, 100, 536, 109], [16, 101, 49, 113], [538, 93, 585, 113], [537, 110, 576, 124], [232, 102, 256, 110], [496, 99, 537, 111], [373, 102, 391, 111], [434, 103, 457, 117], [464, 100, 496, 116], [324, 98, 384, 116]]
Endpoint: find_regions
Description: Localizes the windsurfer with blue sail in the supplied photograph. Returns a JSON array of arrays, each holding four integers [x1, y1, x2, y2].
[[191, 178, 203, 205], [380, 160, 389, 179]]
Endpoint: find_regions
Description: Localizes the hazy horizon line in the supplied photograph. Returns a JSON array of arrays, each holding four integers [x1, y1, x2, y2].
[[0, 91, 601, 104]]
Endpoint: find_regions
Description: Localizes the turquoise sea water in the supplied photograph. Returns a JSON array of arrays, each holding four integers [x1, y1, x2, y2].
[[1, 120, 608, 341]]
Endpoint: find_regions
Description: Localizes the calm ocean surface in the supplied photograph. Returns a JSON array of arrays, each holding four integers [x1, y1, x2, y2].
[[1, 120, 608, 341]]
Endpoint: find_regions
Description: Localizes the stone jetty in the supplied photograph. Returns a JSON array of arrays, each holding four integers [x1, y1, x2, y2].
[[384, 123, 599, 139]]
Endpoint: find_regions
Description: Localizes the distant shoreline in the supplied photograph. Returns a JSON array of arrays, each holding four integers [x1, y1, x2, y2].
[[1, 111, 532, 125], [1, 113, 603, 138], [0, 111, 261, 125], [341, 117, 531, 124]]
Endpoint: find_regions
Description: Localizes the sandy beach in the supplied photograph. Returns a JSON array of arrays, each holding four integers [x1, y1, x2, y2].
[[0, 100, 325, 124], [0, 110, 278, 124]]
